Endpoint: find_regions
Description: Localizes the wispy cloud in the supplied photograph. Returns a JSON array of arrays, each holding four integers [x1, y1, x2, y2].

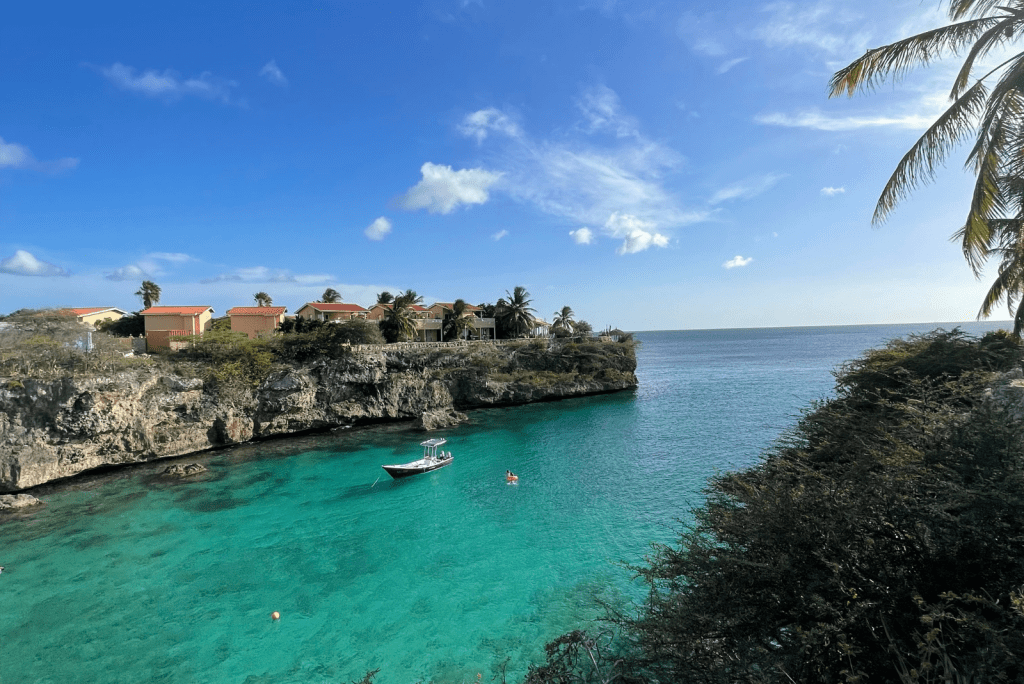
[[200, 266, 333, 285], [260, 60, 288, 86], [821, 186, 846, 196], [399, 162, 502, 214], [0, 136, 78, 173], [457, 89, 706, 255], [460, 108, 522, 144], [710, 173, 786, 204], [751, 1, 869, 55], [0, 250, 69, 277], [491, 229, 509, 241], [365, 216, 392, 241], [576, 85, 639, 138], [755, 110, 936, 131], [723, 255, 753, 269], [717, 57, 748, 74], [106, 252, 194, 281], [99, 63, 240, 104], [570, 228, 594, 245], [105, 264, 148, 281]]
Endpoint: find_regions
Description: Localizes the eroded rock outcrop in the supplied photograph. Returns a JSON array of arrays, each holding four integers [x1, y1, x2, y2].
[[0, 341, 637, 491]]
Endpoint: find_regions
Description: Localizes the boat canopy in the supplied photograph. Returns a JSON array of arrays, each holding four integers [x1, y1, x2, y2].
[[421, 438, 447, 448]]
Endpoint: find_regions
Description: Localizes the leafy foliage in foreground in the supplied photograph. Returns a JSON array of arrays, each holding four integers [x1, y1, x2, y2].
[[525, 329, 1024, 684]]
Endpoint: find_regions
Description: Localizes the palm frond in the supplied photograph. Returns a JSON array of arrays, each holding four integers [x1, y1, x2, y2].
[[829, 17, 1000, 97], [950, 15, 1022, 96], [950, 0, 1014, 21], [873, 79, 988, 224]]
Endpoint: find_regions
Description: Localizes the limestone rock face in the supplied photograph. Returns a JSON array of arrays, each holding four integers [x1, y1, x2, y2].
[[0, 341, 637, 492], [416, 409, 469, 431]]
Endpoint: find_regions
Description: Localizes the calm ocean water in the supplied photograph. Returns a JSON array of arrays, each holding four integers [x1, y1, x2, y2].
[[0, 322, 1009, 684]]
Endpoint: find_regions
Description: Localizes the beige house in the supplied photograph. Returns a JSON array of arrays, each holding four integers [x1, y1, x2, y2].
[[140, 306, 214, 351], [69, 307, 129, 326], [366, 303, 444, 341], [295, 302, 369, 322], [226, 306, 286, 339], [427, 302, 496, 340]]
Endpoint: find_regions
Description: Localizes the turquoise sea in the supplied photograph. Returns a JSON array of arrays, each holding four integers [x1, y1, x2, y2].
[[0, 322, 1010, 684]]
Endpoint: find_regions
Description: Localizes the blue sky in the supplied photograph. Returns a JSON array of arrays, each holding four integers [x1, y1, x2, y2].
[[0, 0, 1011, 331]]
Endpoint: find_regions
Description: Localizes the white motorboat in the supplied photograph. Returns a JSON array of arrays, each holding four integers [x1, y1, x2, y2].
[[381, 438, 453, 479]]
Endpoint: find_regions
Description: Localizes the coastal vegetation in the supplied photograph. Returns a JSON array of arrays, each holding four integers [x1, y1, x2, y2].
[[831, 0, 1024, 334], [522, 329, 1024, 684]]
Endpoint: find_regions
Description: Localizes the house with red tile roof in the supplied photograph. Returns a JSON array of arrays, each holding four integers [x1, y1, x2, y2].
[[294, 302, 369, 322], [226, 306, 287, 339], [140, 306, 214, 351], [67, 307, 129, 326]]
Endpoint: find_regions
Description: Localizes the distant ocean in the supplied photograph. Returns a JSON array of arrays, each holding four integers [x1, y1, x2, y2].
[[0, 321, 1010, 684]]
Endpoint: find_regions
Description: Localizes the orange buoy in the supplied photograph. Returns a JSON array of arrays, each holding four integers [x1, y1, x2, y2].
[[271, 611, 280, 620]]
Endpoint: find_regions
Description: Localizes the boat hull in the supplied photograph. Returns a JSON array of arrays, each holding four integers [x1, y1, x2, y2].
[[382, 457, 453, 479]]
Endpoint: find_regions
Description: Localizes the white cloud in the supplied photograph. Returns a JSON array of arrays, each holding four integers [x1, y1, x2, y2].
[[0, 250, 69, 277], [751, 2, 869, 55], [0, 136, 78, 172], [200, 266, 334, 285], [105, 264, 148, 281], [710, 174, 786, 204], [399, 162, 502, 214], [460, 108, 521, 143], [576, 85, 639, 138], [260, 60, 288, 86], [147, 252, 193, 263], [99, 63, 239, 104], [821, 186, 846, 196], [365, 216, 393, 240], [717, 57, 748, 74], [723, 255, 753, 269], [491, 229, 509, 241], [606, 213, 670, 255], [755, 110, 936, 131], [570, 227, 594, 245], [453, 89, 707, 253]]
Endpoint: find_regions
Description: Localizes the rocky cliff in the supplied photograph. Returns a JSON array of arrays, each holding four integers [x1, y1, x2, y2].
[[0, 340, 637, 491]]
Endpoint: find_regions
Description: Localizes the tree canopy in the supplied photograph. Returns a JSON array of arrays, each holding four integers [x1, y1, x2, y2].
[[253, 292, 273, 307], [831, 1, 1024, 334], [496, 286, 536, 338], [135, 281, 161, 309], [321, 288, 342, 303]]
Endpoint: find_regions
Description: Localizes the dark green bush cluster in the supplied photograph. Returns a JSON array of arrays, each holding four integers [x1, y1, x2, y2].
[[176, 329, 275, 389], [524, 329, 1024, 684], [275, 318, 384, 361]]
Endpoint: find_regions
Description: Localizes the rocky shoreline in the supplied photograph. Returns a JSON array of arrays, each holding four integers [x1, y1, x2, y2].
[[0, 340, 637, 492]]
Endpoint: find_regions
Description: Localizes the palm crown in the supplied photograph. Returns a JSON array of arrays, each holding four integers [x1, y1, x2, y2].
[[831, 0, 1024, 333]]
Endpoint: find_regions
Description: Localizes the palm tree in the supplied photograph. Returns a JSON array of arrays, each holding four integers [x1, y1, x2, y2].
[[253, 292, 273, 307], [382, 295, 416, 342], [443, 299, 477, 340], [376, 291, 394, 305], [321, 288, 341, 303], [497, 286, 536, 338], [552, 306, 576, 337], [135, 280, 161, 309], [830, 1, 1024, 333]]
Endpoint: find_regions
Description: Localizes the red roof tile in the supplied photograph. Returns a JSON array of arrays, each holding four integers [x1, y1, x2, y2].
[[299, 303, 369, 312], [70, 307, 121, 316], [140, 306, 214, 316], [226, 307, 287, 316]]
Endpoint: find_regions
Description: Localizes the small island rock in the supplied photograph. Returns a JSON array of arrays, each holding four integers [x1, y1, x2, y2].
[[162, 463, 208, 477], [0, 494, 43, 510]]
